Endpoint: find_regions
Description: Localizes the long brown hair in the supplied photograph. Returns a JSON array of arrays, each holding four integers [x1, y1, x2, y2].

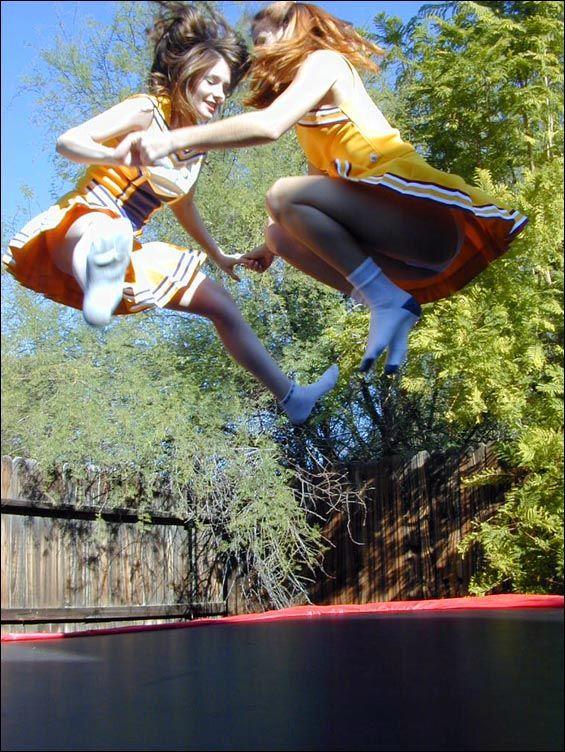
[[148, 2, 249, 126], [245, 1, 385, 109]]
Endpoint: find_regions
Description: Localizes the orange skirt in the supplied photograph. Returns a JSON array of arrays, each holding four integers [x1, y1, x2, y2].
[[397, 202, 528, 305], [349, 153, 529, 305], [3, 196, 207, 314]]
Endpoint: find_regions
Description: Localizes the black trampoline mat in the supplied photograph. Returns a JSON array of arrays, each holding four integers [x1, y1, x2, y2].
[[2, 609, 563, 751]]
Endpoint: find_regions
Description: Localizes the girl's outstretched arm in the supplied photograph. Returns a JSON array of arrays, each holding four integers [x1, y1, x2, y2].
[[114, 51, 346, 165], [170, 191, 250, 281], [55, 97, 154, 165]]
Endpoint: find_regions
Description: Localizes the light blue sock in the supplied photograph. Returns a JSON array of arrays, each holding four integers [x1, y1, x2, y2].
[[349, 288, 366, 306], [346, 258, 421, 373], [83, 217, 133, 328]]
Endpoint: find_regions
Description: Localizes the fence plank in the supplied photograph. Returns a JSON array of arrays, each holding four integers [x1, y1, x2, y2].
[[1, 447, 509, 630], [0, 456, 230, 633], [309, 444, 507, 605]]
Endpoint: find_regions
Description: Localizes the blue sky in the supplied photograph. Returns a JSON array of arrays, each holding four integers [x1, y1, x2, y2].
[[1, 1, 428, 222]]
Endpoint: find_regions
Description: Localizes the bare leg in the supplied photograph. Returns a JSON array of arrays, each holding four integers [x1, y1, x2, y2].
[[265, 175, 459, 276], [49, 213, 98, 289], [266, 223, 352, 294], [265, 176, 459, 373], [265, 223, 441, 292], [168, 277, 291, 399], [50, 212, 124, 287], [165, 277, 338, 423]]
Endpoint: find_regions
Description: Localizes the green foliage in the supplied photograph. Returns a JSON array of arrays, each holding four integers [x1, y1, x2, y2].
[[2, 2, 333, 607], [1, 282, 327, 606], [375, 0, 564, 594], [372, 0, 564, 181], [412, 159, 564, 593], [2, 0, 563, 601]]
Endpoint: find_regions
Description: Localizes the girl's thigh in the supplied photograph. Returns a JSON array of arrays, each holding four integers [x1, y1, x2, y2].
[[49, 211, 120, 276], [267, 175, 459, 265], [166, 275, 236, 319]]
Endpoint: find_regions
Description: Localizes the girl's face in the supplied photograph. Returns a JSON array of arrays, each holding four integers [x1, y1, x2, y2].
[[252, 18, 289, 48], [192, 56, 232, 121]]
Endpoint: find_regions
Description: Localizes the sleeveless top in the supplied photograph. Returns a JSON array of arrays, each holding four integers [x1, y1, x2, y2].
[[295, 57, 414, 180], [73, 94, 207, 233]]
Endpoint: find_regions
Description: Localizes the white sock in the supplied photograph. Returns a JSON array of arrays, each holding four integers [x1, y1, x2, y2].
[[83, 217, 133, 328], [280, 364, 339, 425], [346, 258, 421, 373]]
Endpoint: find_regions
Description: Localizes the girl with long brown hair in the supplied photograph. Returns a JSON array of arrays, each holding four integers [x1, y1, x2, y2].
[[3, 2, 338, 425], [115, 0, 528, 375]]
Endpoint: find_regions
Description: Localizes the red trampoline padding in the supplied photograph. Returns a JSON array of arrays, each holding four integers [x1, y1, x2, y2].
[[2, 593, 563, 643]]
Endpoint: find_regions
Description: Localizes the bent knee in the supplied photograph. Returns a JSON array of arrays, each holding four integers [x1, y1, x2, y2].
[[265, 178, 294, 221], [197, 284, 240, 323]]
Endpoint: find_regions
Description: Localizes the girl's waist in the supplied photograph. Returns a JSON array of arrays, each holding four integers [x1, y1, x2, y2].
[[299, 124, 415, 175]]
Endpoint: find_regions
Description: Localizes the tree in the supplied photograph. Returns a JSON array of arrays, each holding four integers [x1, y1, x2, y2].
[[368, 0, 564, 593], [1, 1, 334, 608], [372, 1, 563, 180]]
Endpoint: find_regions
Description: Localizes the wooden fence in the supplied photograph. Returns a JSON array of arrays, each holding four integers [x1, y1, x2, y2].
[[1, 445, 507, 634], [310, 444, 507, 604], [1, 456, 233, 635]]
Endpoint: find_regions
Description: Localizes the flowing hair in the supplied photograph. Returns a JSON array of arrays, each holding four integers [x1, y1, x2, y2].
[[245, 1, 385, 109], [148, 1, 249, 126]]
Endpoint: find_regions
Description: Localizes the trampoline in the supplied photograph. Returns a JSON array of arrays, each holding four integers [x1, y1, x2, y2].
[[2, 594, 563, 752]]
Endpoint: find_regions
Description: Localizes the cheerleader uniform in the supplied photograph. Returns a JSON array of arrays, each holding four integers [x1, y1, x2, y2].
[[3, 95, 208, 314], [295, 58, 528, 305]]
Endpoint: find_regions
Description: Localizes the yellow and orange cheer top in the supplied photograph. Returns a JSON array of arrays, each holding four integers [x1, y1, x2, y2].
[[3, 95, 208, 314]]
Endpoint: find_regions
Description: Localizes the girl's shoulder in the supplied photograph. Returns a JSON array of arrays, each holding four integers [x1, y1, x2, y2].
[[123, 92, 158, 108], [123, 93, 172, 125], [298, 50, 356, 84], [302, 49, 352, 70]]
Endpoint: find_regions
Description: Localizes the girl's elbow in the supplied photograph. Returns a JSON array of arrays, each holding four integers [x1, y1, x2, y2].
[[255, 122, 278, 142], [56, 128, 81, 155], [267, 125, 283, 141], [261, 115, 284, 142]]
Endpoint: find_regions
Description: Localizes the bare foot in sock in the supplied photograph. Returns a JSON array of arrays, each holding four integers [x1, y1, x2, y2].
[[359, 297, 421, 374], [281, 364, 339, 425], [346, 258, 421, 374]]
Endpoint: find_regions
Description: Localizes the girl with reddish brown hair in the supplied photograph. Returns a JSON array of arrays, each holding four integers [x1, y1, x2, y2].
[[115, 1, 528, 375], [3, 2, 338, 425]]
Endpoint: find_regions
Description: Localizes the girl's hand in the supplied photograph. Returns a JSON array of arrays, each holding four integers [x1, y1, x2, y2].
[[240, 246, 276, 273], [113, 131, 175, 166], [213, 252, 253, 282]]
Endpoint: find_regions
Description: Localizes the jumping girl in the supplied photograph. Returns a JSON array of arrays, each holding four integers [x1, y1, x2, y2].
[[114, 0, 528, 375], [2, 3, 338, 425]]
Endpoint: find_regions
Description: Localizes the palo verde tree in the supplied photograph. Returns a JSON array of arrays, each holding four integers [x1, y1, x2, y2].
[[0, 0, 335, 608]]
